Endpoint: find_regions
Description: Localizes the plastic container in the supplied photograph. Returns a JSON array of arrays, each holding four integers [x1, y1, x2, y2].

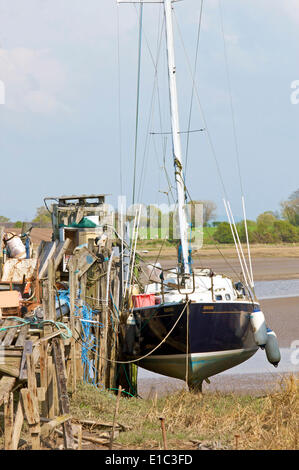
[[4, 233, 26, 260], [132, 294, 156, 308]]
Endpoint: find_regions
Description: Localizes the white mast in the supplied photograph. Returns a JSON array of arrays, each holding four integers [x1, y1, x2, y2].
[[117, 0, 190, 274], [164, 0, 190, 275]]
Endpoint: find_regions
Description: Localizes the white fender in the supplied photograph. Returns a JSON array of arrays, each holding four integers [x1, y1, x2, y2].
[[265, 328, 281, 367], [250, 307, 268, 348]]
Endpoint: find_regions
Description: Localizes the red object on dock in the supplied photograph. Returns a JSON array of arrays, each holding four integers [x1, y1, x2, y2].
[[132, 294, 156, 308]]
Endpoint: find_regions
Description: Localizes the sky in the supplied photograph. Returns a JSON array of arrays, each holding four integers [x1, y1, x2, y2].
[[0, 0, 298, 222]]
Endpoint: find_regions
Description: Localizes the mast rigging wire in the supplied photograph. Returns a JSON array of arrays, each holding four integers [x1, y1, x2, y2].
[[117, 4, 123, 196], [136, 9, 166, 203], [132, 3, 144, 205], [218, 0, 244, 197], [185, 0, 204, 178], [173, 9, 229, 201]]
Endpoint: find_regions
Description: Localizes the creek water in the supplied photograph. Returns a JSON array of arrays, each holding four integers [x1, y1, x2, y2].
[[255, 279, 299, 300]]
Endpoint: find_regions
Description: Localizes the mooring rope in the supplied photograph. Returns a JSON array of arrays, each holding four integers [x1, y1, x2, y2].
[[72, 301, 189, 366], [0, 316, 72, 340]]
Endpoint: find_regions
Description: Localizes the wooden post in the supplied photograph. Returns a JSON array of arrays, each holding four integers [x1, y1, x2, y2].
[[4, 392, 14, 450], [42, 280, 49, 321], [52, 337, 74, 449], [48, 257, 56, 321], [69, 258, 77, 393], [0, 226, 4, 278], [40, 342, 48, 417], [77, 425, 82, 451], [47, 356, 55, 419], [159, 417, 168, 450], [99, 256, 109, 386], [109, 268, 120, 390], [109, 385, 122, 450], [11, 398, 25, 450], [25, 353, 41, 450]]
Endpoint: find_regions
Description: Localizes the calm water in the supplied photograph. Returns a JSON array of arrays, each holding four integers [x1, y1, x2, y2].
[[255, 279, 299, 299]]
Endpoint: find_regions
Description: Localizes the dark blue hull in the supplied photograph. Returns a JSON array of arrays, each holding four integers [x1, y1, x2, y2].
[[124, 301, 259, 385]]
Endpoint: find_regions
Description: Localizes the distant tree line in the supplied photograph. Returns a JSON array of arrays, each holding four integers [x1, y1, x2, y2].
[[0, 207, 52, 229], [213, 189, 299, 244], [1, 189, 299, 244]]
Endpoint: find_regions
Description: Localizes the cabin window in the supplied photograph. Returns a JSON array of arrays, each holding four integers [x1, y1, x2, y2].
[[225, 294, 231, 300], [216, 295, 222, 301]]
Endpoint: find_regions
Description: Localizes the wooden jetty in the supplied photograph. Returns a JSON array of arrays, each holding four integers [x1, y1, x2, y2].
[[0, 194, 135, 450]]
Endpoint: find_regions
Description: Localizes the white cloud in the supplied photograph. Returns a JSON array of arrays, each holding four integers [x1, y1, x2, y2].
[[281, 0, 299, 24], [0, 47, 70, 114]]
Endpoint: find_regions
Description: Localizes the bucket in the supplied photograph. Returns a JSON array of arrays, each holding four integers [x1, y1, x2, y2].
[[4, 233, 26, 260]]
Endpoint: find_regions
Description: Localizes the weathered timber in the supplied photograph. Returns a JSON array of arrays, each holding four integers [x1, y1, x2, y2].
[[21, 388, 41, 450], [69, 258, 77, 393], [11, 397, 25, 450], [54, 239, 71, 272], [1, 320, 18, 346], [24, 353, 41, 450], [109, 385, 122, 450], [52, 337, 74, 449], [47, 355, 55, 419], [19, 340, 33, 380], [39, 341, 48, 417], [40, 414, 72, 440], [48, 257, 56, 322], [15, 324, 29, 347], [0, 376, 16, 406], [4, 392, 14, 450]]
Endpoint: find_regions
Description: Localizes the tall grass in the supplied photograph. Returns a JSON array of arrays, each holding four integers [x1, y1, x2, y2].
[[69, 375, 299, 450]]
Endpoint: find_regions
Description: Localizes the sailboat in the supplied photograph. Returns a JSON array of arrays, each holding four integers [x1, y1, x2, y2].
[[118, 0, 281, 390]]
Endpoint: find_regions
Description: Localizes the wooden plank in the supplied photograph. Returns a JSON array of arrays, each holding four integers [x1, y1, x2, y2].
[[76, 247, 97, 278], [52, 337, 74, 449], [19, 340, 33, 380], [109, 386, 122, 450], [22, 353, 41, 450], [40, 414, 72, 440], [0, 349, 22, 357], [47, 356, 54, 419], [54, 239, 71, 272], [53, 358, 59, 417], [42, 280, 50, 322], [0, 348, 22, 378], [4, 392, 14, 450], [0, 363, 20, 378], [0, 319, 11, 343], [15, 324, 29, 347], [0, 376, 16, 406], [69, 259, 77, 393], [21, 388, 41, 450], [27, 353, 38, 400], [48, 258, 56, 321], [11, 398, 25, 450], [38, 241, 57, 279], [1, 320, 18, 346], [40, 342, 48, 417]]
